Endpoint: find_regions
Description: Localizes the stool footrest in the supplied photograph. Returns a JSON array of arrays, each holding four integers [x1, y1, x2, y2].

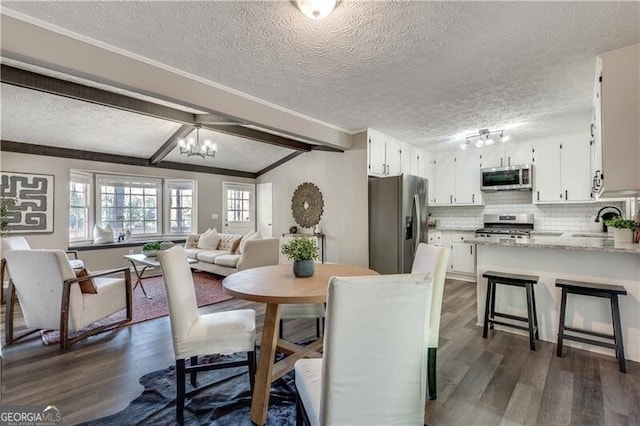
[[494, 312, 529, 322], [564, 326, 614, 340], [490, 319, 535, 333], [562, 334, 617, 350]]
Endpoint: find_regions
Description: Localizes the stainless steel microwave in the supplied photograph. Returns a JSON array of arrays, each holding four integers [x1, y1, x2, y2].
[[481, 164, 533, 191]]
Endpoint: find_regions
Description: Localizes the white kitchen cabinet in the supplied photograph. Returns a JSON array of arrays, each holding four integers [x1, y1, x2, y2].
[[427, 230, 441, 245], [451, 242, 476, 274], [426, 158, 436, 204], [368, 132, 387, 176], [479, 143, 533, 168], [410, 147, 429, 178], [434, 154, 455, 205], [454, 151, 482, 205], [533, 134, 592, 203], [432, 152, 483, 206], [592, 44, 640, 197], [386, 138, 403, 176]]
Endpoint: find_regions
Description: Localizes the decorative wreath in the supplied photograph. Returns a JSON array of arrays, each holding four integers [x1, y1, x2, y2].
[[291, 182, 324, 228]]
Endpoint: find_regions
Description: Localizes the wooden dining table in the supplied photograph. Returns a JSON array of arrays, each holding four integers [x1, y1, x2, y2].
[[223, 263, 378, 425]]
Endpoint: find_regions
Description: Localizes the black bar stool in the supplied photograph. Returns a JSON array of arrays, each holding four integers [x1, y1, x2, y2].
[[555, 279, 627, 373], [482, 271, 540, 351]]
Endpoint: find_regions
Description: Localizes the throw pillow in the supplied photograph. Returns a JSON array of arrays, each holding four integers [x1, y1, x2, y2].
[[93, 224, 114, 244], [197, 228, 221, 250], [238, 231, 261, 254], [74, 268, 97, 294], [218, 233, 242, 252]]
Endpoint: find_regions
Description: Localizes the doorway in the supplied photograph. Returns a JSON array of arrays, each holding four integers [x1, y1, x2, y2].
[[222, 182, 255, 235]]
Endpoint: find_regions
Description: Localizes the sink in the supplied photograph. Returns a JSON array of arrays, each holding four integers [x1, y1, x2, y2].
[[570, 233, 613, 239]]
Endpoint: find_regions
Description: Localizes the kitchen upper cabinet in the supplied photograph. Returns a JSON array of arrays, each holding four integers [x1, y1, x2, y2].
[[432, 152, 483, 206], [410, 147, 429, 178], [454, 151, 482, 205], [434, 154, 455, 205], [367, 130, 411, 177], [368, 133, 387, 176], [561, 135, 592, 201], [533, 134, 592, 203], [426, 158, 437, 204], [592, 44, 640, 197], [480, 143, 533, 168]]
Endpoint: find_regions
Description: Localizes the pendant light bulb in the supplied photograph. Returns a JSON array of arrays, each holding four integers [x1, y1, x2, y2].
[[292, 0, 338, 20]]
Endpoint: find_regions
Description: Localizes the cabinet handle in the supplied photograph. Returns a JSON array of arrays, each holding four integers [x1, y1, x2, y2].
[[537, 191, 540, 201], [472, 194, 475, 203], [500, 157, 504, 167], [450, 195, 453, 204], [565, 190, 568, 200], [560, 192, 563, 199], [508, 156, 511, 166], [470, 245, 473, 255]]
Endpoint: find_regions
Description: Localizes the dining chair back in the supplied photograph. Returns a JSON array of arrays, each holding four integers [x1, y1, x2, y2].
[[295, 273, 433, 425], [157, 246, 257, 425], [411, 243, 450, 400]]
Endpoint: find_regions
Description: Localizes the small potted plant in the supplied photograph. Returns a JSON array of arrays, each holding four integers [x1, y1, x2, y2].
[[604, 217, 640, 244], [142, 241, 162, 257], [281, 237, 319, 277]]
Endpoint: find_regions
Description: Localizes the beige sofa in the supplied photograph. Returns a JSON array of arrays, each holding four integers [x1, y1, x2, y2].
[[184, 232, 279, 276]]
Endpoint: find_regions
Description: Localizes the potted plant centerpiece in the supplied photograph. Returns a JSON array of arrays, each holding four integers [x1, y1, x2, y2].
[[142, 241, 162, 257], [604, 217, 640, 243], [281, 237, 319, 277]]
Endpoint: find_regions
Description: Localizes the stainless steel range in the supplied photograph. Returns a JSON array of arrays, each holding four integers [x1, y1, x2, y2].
[[475, 214, 534, 239]]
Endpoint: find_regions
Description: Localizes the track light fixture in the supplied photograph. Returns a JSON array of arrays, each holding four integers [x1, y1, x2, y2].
[[459, 129, 508, 150]]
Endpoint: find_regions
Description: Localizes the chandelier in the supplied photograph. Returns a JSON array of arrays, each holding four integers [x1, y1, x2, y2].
[[178, 125, 217, 158], [460, 128, 511, 150]]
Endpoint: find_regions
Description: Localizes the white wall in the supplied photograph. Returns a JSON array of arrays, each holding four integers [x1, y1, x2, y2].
[[257, 136, 368, 267], [1, 151, 254, 270]]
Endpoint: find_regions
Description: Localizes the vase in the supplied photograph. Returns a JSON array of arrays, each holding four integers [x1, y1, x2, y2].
[[613, 228, 633, 243], [293, 259, 315, 278]]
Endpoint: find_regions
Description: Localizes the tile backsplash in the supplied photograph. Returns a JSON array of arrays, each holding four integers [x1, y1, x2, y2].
[[428, 191, 626, 232]]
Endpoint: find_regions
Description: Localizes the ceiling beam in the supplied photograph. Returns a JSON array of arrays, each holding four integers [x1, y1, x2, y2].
[[194, 113, 239, 125], [149, 124, 195, 165], [256, 151, 306, 177], [0, 65, 196, 124], [1, 140, 256, 179], [311, 144, 344, 153], [201, 124, 312, 152]]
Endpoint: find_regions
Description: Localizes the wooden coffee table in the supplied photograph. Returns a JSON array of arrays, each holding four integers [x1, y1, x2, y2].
[[124, 253, 196, 298], [223, 263, 378, 425]]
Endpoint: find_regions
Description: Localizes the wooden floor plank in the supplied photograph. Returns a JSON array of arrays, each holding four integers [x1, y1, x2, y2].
[[2, 277, 639, 425]]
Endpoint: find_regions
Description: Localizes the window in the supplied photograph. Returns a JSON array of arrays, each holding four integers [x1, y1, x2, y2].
[[223, 182, 254, 235], [69, 173, 91, 241], [166, 180, 195, 234], [226, 188, 251, 222], [69, 171, 197, 242], [96, 175, 161, 236]]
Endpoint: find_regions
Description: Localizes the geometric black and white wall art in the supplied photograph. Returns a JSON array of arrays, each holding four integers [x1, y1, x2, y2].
[[1, 171, 54, 234]]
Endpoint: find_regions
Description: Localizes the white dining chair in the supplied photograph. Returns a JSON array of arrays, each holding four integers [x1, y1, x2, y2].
[[411, 243, 450, 400], [294, 273, 433, 425], [157, 246, 257, 425]]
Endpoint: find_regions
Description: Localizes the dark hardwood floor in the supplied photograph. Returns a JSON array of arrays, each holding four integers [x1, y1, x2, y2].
[[1, 279, 638, 425]]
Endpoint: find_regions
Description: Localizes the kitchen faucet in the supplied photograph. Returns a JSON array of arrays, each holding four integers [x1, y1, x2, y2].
[[594, 205, 623, 232]]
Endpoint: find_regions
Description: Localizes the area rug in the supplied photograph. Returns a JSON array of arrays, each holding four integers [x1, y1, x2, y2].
[[79, 352, 297, 425], [41, 271, 233, 346]]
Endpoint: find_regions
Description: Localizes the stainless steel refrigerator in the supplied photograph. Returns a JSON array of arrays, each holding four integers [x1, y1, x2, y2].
[[369, 174, 428, 274]]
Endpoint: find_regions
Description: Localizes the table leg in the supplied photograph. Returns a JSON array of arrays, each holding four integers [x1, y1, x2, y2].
[[250, 303, 281, 425], [127, 261, 153, 299]]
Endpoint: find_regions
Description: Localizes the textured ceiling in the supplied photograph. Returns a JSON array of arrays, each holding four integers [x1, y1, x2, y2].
[[0, 84, 181, 157], [2, 1, 640, 152]]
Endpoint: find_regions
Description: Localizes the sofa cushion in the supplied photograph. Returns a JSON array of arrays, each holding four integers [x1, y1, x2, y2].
[[196, 250, 229, 263], [184, 248, 202, 259], [214, 254, 241, 268], [218, 233, 242, 252], [197, 228, 221, 250], [238, 231, 261, 254]]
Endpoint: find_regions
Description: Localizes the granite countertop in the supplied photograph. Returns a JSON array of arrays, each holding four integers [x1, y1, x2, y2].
[[468, 233, 640, 255], [431, 227, 477, 233]]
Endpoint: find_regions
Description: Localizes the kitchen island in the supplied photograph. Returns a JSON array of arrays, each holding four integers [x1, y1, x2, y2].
[[468, 235, 640, 362]]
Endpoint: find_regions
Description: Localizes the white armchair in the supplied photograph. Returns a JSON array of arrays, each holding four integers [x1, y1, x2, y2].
[[411, 243, 451, 400], [4, 249, 132, 351], [157, 246, 256, 425], [1, 236, 84, 303], [294, 273, 433, 425]]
